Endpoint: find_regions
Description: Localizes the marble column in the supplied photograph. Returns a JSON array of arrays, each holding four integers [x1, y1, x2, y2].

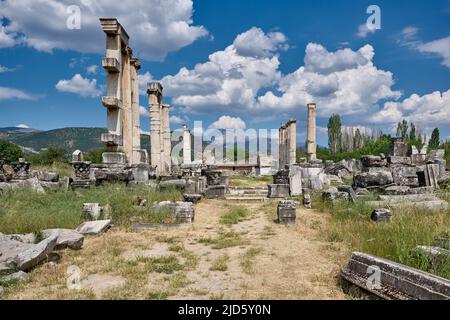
[[161, 104, 171, 173], [121, 47, 133, 163], [307, 103, 317, 161], [183, 124, 192, 165], [148, 82, 163, 175], [130, 58, 143, 164], [288, 119, 297, 165]]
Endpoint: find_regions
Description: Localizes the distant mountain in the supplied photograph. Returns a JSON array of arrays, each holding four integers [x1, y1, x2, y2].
[[0, 126, 41, 133], [0, 127, 151, 154]]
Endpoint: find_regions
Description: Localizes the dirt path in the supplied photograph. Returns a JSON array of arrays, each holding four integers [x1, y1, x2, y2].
[[2, 199, 349, 300]]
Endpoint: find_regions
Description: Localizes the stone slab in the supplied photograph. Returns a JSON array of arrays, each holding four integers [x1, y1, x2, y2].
[[76, 220, 112, 235], [341, 252, 450, 300]]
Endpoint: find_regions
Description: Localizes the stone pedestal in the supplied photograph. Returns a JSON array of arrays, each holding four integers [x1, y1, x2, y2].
[[277, 200, 296, 225], [205, 185, 227, 199], [72, 161, 92, 188]]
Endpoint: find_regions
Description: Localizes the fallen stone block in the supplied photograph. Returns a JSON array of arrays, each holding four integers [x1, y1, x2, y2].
[[277, 200, 296, 225], [153, 201, 195, 223], [391, 166, 419, 187], [378, 194, 438, 203], [353, 171, 394, 188], [414, 246, 450, 268], [81, 203, 111, 220], [361, 155, 387, 167], [366, 200, 449, 212], [37, 172, 59, 182], [76, 220, 112, 235], [159, 179, 187, 191], [0, 271, 29, 284], [13, 232, 58, 271], [322, 187, 349, 203], [384, 186, 412, 195], [337, 185, 357, 203], [183, 193, 202, 204], [341, 252, 450, 300], [371, 208, 392, 222], [205, 185, 227, 199], [42, 229, 84, 250]]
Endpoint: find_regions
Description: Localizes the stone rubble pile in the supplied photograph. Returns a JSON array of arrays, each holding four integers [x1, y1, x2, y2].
[[0, 158, 69, 193]]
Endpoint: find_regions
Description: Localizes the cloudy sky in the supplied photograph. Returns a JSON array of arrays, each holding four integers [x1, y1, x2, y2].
[[0, 0, 449, 146]]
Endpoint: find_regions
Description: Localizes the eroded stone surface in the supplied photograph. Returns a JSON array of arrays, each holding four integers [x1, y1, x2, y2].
[[75, 220, 112, 235]]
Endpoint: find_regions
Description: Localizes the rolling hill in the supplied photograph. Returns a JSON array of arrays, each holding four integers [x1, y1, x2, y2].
[[0, 127, 151, 154]]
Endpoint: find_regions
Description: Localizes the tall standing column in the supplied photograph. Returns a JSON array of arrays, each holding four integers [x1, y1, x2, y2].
[[130, 58, 142, 164], [288, 119, 297, 165], [148, 82, 163, 175], [100, 18, 129, 150], [278, 126, 283, 170], [183, 124, 191, 165], [161, 104, 171, 173], [307, 103, 317, 161], [121, 47, 133, 163]]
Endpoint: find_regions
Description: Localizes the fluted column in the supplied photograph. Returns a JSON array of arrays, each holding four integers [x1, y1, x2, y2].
[[161, 104, 171, 173]]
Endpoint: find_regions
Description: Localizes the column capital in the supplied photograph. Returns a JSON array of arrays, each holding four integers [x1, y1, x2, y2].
[[130, 58, 141, 70], [147, 82, 163, 97]]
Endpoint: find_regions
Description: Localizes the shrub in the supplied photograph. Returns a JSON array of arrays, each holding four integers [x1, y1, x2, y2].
[[0, 140, 23, 163]]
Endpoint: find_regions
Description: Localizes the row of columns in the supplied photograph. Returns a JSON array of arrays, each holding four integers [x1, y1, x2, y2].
[[100, 18, 146, 164]]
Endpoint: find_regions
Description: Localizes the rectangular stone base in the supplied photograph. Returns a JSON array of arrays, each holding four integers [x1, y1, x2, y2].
[[277, 200, 296, 224], [341, 252, 450, 300], [268, 184, 290, 198], [205, 185, 227, 199], [102, 152, 127, 164]]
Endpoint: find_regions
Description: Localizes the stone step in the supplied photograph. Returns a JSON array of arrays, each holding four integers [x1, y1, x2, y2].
[[228, 190, 268, 196], [224, 196, 269, 202], [228, 186, 268, 191]]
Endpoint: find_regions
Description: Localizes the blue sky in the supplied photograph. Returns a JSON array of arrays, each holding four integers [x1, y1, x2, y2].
[[0, 0, 449, 146]]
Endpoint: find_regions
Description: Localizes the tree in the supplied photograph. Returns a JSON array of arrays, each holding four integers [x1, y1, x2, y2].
[[354, 128, 362, 150], [0, 140, 23, 163], [396, 120, 409, 141], [428, 128, 440, 149], [409, 122, 416, 141], [327, 114, 342, 154]]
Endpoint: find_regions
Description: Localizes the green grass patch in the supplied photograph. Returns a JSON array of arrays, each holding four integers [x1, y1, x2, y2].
[[198, 231, 248, 249], [220, 206, 248, 225], [0, 183, 182, 234], [229, 175, 272, 187], [209, 254, 229, 271], [240, 247, 263, 274], [146, 290, 172, 300], [317, 191, 450, 279]]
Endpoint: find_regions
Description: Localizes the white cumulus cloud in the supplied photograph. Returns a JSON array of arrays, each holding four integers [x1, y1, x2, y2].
[[371, 89, 450, 129], [161, 27, 286, 113], [0, 86, 34, 100], [86, 65, 98, 75], [55, 74, 100, 97], [209, 116, 246, 130], [0, 0, 208, 61]]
